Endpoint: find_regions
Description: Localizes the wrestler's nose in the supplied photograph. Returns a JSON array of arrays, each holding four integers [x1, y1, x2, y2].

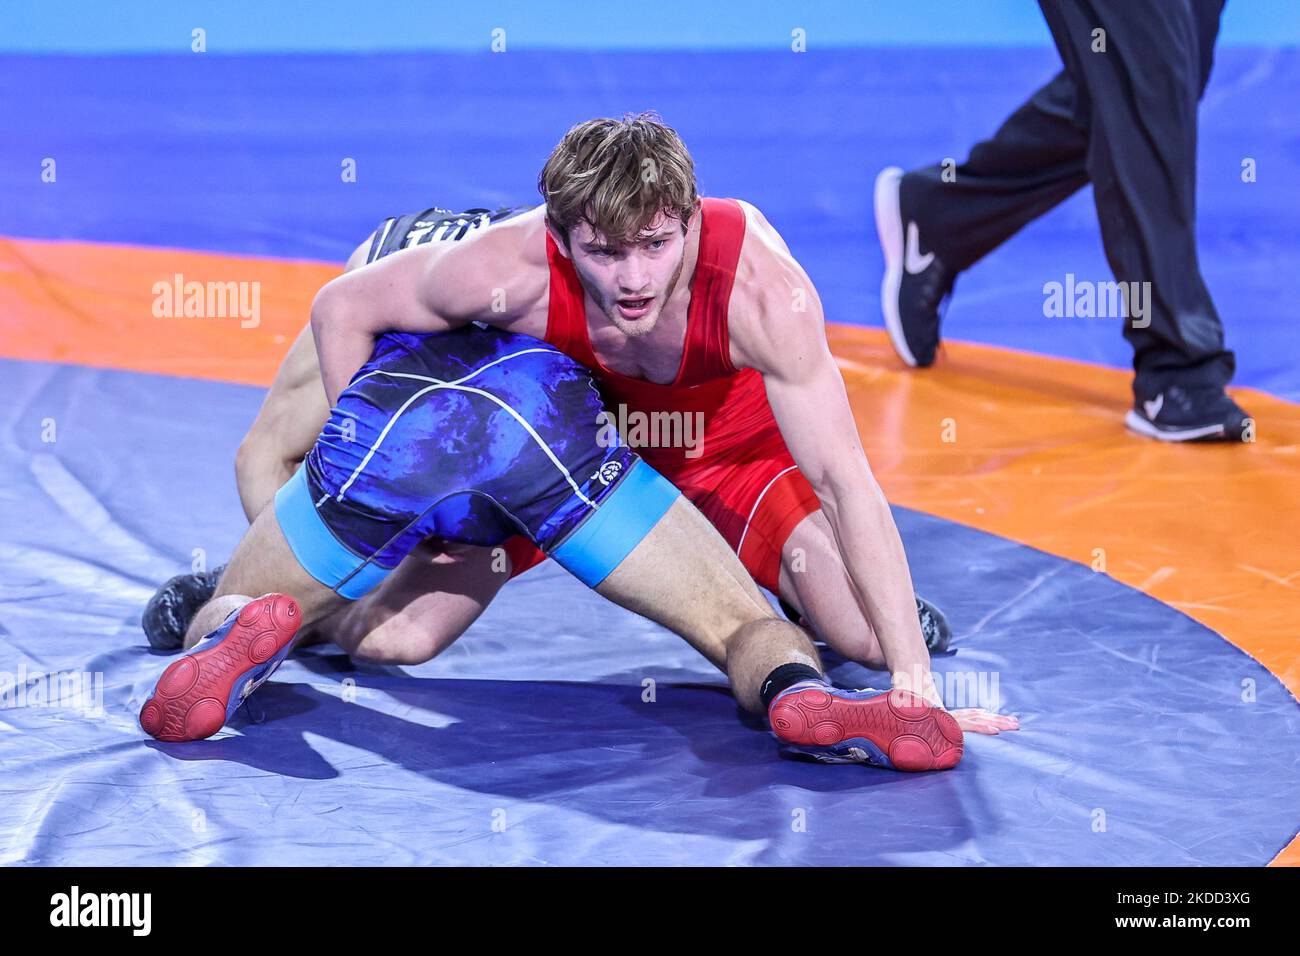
[[616, 254, 651, 294]]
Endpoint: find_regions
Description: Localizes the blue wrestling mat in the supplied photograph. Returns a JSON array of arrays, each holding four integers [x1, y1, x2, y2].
[[1, 358, 1296, 865]]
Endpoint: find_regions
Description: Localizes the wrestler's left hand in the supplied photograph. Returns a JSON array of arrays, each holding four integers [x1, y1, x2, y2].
[[947, 708, 1020, 735]]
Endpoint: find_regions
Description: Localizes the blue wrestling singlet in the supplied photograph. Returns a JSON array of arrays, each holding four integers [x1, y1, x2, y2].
[[274, 326, 680, 598]]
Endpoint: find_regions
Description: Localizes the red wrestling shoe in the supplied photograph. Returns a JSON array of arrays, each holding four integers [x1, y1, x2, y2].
[[139, 593, 300, 742], [769, 683, 964, 771]]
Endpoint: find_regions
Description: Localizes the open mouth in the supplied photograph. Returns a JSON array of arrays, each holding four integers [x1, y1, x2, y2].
[[616, 297, 654, 319]]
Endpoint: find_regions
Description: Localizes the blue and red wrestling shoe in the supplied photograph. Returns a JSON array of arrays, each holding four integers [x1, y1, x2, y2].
[[139, 593, 301, 742], [769, 683, 964, 771]]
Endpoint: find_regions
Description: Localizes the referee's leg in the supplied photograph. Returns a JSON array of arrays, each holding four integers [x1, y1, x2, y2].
[[1038, 0, 1235, 396]]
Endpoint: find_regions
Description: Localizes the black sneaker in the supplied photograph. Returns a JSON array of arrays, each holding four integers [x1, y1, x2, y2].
[[874, 166, 956, 368], [778, 594, 952, 655], [1125, 385, 1251, 443], [141, 565, 226, 650], [915, 596, 952, 654]]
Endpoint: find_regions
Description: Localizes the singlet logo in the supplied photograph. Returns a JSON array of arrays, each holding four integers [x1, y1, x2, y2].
[[408, 208, 508, 247], [594, 460, 624, 486]]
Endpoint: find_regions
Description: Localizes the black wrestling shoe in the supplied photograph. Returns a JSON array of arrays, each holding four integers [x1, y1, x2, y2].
[[874, 166, 956, 368], [915, 596, 952, 654], [141, 564, 227, 650], [1125, 385, 1251, 443], [778, 594, 952, 654]]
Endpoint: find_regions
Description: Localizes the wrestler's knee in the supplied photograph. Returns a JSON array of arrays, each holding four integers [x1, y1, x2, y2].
[[344, 611, 442, 665], [815, 616, 887, 669], [233, 429, 264, 484], [780, 538, 887, 670], [791, 601, 887, 671], [839, 635, 887, 671], [234, 429, 291, 519], [786, 595, 884, 670], [332, 587, 460, 665]]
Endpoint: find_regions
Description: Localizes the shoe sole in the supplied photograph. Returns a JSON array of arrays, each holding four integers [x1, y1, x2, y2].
[[139, 593, 301, 742], [1124, 410, 1228, 442], [873, 166, 919, 368], [770, 687, 964, 771]]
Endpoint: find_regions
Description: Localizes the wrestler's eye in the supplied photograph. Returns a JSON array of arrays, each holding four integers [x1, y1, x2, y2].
[[647, 239, 667, 251]]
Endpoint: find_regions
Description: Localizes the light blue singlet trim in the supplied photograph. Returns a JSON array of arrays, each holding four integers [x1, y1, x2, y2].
[[274, 467, 392, 600], [550, 459, 680, 587]]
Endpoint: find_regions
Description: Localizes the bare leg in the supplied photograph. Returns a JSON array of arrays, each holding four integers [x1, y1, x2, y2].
[[196, 498, 822, 719], [777, 509, 888, 670], [184, 536, 512, 659], [145, 507, 352, 742], [308, 541, 511, 664], [184, 504, 345, 645], [590, 496, 980, 769], [722, 619, 822, 714], [595, 497, 821, 713]]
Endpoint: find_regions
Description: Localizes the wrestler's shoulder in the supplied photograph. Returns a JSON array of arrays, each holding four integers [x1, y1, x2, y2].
[[732, 197, 776, 234], [733, 199, 801, 282], [729, 200, 808, 312], [443, 205, 549, 269], [726, 199, 823, 370], [427, 207, 551, 323]]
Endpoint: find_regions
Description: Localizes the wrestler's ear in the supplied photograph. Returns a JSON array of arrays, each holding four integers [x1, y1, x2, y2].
[[544, 215, 572, 260], [684, 198, 701, 233]]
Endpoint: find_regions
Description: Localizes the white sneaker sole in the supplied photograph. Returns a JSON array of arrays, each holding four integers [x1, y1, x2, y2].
[[1124, 410, 1227, 442], [873, 166, 918, 367]]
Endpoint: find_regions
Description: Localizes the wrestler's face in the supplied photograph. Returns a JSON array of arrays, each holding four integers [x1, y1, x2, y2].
[[566, 212, 688, 338]]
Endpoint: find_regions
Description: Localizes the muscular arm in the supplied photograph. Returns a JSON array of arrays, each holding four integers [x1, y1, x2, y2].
[[311, 224, 545, 404], [733, 220, 939, 704], [311, 242, 457, 405]]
